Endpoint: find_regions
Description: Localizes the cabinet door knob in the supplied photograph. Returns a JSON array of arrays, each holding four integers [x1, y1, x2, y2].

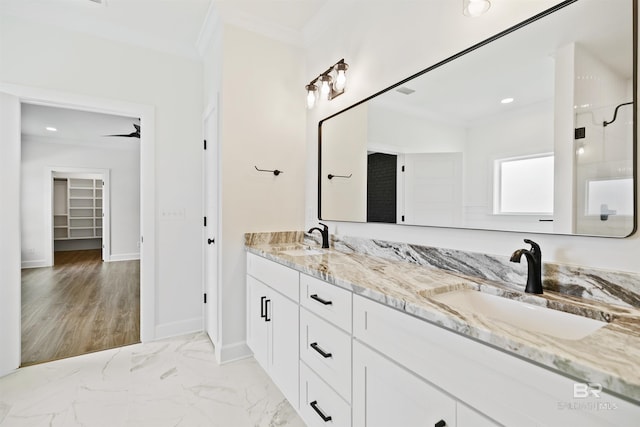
[[435, 420, 446, 427], [310, 342, 333, 358], [310, 294, 332, 305], [309, 400, 332, 422]]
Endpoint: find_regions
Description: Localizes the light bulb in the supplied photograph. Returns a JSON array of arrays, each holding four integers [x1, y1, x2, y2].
[[305, 84, 317, 109], [321, 80, 331, 97], [306, 90, 316, 109], [577, 146, 585, 155], [335, 69, 347, 91]]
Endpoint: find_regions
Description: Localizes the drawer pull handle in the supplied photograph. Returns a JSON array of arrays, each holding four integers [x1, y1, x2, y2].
[[260, 296, 267, 319], [265, 299, 271, 322], [310, 342, 332, 358], [310, 294, 332, 305], [434, 420, 446, 427], [310, 400, 332, 422]]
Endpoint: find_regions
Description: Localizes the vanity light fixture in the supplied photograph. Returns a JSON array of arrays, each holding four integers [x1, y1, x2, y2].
[[305, 59, 349, 109], [45, 126, 57, 132], [463, 0, 491, 17], [501, 97, 514, 104]]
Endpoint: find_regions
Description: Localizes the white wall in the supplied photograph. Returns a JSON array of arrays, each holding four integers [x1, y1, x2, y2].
[[20, 136, 140, 265], [304, 0, 640, 275], [202, 23, 307, 361], [464, 100, 554, 231], [368, 104, 466, 154], [321, 103, 368, 222], [1, 15, 204, 338]]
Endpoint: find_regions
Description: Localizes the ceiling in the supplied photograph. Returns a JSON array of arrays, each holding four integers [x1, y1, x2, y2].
[[372, 0, 632, 126], [0, 0, 329, 57], [21, 103, 140, 149]]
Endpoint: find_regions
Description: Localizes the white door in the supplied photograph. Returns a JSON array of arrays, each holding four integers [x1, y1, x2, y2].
[[402, 152, 463, 226], [203, 109, 219, 345], [0, 92, 22, 376]]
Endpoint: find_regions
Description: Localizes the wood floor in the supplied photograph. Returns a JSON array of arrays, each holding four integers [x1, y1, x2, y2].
[[21, 249, 140, 366]]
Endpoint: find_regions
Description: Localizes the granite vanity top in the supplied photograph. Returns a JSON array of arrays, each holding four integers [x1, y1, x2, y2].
[[244, 232, 640, 404]]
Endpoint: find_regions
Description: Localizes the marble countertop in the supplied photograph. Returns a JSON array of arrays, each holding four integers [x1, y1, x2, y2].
[[245, 235, 640, 404]]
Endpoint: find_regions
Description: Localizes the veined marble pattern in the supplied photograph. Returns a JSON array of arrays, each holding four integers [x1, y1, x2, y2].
[[245, 232, 640, 404], [306, 233, 640, 309], [0, 333, 304, 427]]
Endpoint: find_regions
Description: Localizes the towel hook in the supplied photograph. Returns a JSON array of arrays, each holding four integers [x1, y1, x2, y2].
[[327, 173, 352, 180], [255, 166, 283, 176]]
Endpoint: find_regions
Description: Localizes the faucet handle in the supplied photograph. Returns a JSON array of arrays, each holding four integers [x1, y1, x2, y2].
[[524, 239, 541, 256], [319, 222, 328, 230]]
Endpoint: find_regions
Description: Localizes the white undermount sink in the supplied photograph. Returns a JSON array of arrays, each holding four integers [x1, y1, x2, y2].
[[280, 248, 325, 257], [431, 289, 606, 341]]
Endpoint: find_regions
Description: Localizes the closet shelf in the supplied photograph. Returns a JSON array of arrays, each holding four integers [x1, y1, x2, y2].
[[53, 178, 103, 241]]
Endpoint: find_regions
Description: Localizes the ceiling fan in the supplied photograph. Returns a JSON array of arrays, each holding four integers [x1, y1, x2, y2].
[[104, 123, 140, 138]]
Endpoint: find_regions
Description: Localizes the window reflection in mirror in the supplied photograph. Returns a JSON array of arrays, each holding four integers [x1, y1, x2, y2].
[[318, 0, 636, 237]]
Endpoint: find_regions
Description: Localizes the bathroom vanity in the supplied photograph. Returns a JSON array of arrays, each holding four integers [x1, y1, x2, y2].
[[245, 232, 640, 427]]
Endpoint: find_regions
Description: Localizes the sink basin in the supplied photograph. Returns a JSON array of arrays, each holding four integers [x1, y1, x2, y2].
[[431, 289, 606, 340], [280, 248, 325, 256]]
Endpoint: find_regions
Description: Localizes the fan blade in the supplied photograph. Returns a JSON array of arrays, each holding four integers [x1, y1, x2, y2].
[[103, 123, 141, 138], [104, 131, 139, 138]]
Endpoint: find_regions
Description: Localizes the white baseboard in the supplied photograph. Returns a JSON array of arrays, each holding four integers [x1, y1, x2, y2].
[[217, 340, 252, 364], [108, 253, 140, 262], [21, 260, 49, 269], [154, 317, 203, 340]]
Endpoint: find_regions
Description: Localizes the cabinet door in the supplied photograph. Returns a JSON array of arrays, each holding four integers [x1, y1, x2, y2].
[[269, 289, 299, 409], [353, 341, 456, 427], [246, 275, 269, 370], [457, 403, 500, 427]]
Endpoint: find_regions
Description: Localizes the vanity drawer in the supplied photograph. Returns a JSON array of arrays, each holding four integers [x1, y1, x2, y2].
[[247, 253, 299, 302], [300, 308, 352, 402], [300, 361, 351, 427], [300, 273, 352, 332]]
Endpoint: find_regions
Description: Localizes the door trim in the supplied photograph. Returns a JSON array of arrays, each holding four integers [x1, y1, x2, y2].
[[0, 83, 156, 363]]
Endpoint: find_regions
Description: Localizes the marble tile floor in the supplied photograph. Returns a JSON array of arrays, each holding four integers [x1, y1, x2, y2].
[[0, 333, 305, 427]]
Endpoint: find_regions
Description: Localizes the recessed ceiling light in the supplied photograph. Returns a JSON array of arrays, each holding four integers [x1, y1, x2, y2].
[[46, 126, 57, 132], [501, 97, 514, 104]]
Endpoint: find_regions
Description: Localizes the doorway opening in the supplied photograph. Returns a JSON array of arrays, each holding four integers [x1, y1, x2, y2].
[[20, 103, 141, 366]]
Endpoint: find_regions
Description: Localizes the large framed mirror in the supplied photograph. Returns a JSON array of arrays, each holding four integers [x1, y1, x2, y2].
[[318, 0, 637, 237]]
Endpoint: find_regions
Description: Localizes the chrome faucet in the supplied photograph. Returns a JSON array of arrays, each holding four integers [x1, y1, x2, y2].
[[510, 239, 543, 294], [308, 222, 330, 249]]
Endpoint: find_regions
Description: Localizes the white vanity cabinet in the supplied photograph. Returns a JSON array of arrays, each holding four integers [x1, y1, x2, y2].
[[246, 254, 300, 408], [353, 294, 640, 427], [246, 252, 639, 427]]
